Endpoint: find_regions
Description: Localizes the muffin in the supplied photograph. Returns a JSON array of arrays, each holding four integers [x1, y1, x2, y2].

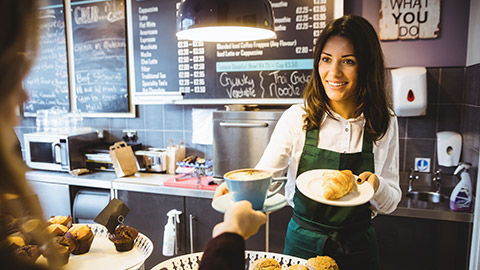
[[306, 256, 339, 270], [15, 244, 41, 263], [7, 232, 26, 248], [287, 265, 308, 270], [251, 258, 282, 270], [108, 225, 138, 252], [47, 215, 73, 229], [46, 223, 69, 236], [64, 224, 94, 255], [41, 242, 71, 267], [52, 236, 76, 253]]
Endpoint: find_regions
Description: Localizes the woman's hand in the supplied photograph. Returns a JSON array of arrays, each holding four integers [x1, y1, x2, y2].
[[213, 182, 229, 200], [212, 201, 267, 240], [357, 171, 379, 192]]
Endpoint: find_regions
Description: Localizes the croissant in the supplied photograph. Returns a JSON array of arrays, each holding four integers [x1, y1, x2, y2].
[[320, 170, 355, 200]]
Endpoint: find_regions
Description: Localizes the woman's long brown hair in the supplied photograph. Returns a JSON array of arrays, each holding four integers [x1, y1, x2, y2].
[[0, 0, 43, 227], [303, 15, 392, 142]]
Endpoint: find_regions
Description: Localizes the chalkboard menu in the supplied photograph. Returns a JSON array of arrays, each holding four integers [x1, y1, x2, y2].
[[23, 0, 70, 115], [128, 0, 339, 102], [71, 0, 130, 113]]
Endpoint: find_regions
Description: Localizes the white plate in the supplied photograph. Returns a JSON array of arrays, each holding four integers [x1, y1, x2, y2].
[[151, 250, 306, 270], [296, 169, 374, 207], [37, 224, 153, 270], [211, 193, 287, 213]]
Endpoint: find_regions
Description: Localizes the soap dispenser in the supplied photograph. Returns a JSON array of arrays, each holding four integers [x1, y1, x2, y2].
[[162, 209, 182, 256], [450, 162, 472, 212]]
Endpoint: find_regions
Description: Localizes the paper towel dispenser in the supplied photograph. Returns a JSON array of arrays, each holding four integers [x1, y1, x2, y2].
[[391, 67, 427, 117]]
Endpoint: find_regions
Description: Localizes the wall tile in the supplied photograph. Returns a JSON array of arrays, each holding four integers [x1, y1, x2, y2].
[[144, 105, 164, 130], [109, 118, 127, 130], [427, 68, 440, 104], [465, 65, 479, 106], [405, 138, 436, 171], [399, 138, 406, 172], [437, 104, 462, 132], [164, 104, 184, 131], [126, 105, 145, 130], [397, 117, 407, 138], [145, 130, 165, 148], [439, 67, 465, 104], [406, 104, 437, 139]]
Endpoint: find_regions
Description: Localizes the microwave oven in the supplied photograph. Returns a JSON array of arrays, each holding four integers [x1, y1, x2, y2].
[[24, 131, 99, 172]]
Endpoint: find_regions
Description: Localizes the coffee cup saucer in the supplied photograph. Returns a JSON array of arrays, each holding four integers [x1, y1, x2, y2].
[[212, 193, 287, 213]]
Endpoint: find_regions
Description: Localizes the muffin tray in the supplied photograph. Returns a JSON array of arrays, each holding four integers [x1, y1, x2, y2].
[[152, 250, 307, 270], [37, 224, 153, 270]]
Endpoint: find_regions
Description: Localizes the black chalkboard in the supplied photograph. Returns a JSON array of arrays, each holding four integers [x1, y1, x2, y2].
[[71, 0, 130, 113], [128, 0, 336, 101], [23, 0, 70, 114]]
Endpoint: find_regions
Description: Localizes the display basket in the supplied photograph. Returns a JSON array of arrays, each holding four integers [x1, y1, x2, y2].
[[152, 250, 307, 270]]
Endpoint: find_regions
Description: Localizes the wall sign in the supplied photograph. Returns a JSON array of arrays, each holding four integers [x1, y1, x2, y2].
[[379, 0, 441, 40], [127, 0, 343, 104]]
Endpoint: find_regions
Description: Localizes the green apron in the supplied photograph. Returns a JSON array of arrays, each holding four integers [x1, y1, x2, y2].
[[284, 128, 380, 270]]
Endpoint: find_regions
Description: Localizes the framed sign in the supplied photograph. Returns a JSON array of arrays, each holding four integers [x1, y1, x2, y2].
[[379, 0, 441, 40]]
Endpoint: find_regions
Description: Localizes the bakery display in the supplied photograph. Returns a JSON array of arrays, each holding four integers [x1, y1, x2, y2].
[[287, 265, 308, 270], [46, 223, 68, 236], [47, 215, 73, 229], [41, 241, 71, 267], [108, 225, 139, 252], [251, 257, 282, 270], [306, 256, 339, 270], [15, 244, 41, 263], [318, 169, 355, 200], [64, 224, 94, 255], [52, 236, 76, 253]]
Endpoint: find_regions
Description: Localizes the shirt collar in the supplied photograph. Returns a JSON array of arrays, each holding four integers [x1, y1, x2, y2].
[[321, 109, 366, 126]]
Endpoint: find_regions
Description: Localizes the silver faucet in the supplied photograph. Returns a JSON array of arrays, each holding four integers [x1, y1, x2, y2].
[[407, 168, 419, 192], [432, 169, 442, 193]]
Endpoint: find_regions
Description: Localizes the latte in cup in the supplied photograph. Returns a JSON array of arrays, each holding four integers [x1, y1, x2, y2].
[[225, 169, 271, 180]]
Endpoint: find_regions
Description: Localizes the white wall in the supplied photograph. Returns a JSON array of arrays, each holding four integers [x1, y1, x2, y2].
[[467, 0, 480, 66]]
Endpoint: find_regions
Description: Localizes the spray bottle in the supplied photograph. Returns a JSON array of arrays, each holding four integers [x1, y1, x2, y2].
[[450, 162, 472, 212], [162, 209, 182, 256]]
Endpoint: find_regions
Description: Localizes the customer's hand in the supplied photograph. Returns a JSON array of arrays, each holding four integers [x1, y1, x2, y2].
[[213, 182, 229, 200], [213, 201, 267, 240], [357, 171, 379, 192]]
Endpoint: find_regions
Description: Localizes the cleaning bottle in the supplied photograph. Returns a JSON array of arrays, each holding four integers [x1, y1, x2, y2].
[[162, 209, 182, 256], [450, 162, 472, 212]]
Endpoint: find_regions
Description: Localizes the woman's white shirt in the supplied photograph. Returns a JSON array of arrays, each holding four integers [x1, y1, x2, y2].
[[255, 104, 401, 216]]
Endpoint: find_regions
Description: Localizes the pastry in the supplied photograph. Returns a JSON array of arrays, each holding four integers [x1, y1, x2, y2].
[[319, 170, 355, 200], [52, 236, 76, 253], [47, 215, 73, 229], [306, 256, 339, 270], [15, 244, 41, 263], [287, 265, 308, 270], [251, 257, 282, 270], [46, 223, 68, 236], [108, 225, 139, 252], [64, 224, 94, 255], [41, 242, 71, 267], [7, 232, 26, 248]]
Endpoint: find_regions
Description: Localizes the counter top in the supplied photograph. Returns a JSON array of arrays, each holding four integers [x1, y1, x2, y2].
[[25, 170, 473, 223]]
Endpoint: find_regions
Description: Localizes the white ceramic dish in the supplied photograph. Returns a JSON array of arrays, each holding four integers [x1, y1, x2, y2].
[[37, 224, 153, 270], [212, 193, 287, 213], [296, 169, 374, 207], [151, 250, 307, 270]]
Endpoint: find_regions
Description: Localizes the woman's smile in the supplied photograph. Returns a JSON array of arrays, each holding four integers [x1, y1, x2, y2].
[[318, 35, 359, 117]]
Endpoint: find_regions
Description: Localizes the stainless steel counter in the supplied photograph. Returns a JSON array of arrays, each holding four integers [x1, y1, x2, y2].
[[25, 170, 473, 223]]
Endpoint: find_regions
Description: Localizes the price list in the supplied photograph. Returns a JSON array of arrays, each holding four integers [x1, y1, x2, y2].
[[177, 40, 207, 93], [130, 0, 179, 94], [128, 0, 337, 101]]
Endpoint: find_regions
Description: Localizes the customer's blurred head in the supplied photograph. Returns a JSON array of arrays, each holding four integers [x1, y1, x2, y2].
[[0, 0, 43, 230]]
